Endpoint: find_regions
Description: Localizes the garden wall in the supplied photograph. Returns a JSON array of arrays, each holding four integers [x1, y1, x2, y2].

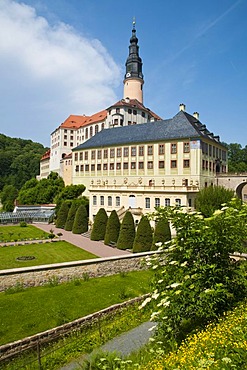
[[0, 251, 159, 292], [0, 295, 149, 361]]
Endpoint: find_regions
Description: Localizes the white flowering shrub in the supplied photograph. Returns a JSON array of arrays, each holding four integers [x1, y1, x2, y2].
[[145, 199, 247, 347]]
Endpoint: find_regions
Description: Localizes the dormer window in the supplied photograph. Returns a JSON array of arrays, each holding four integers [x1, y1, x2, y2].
[[116, 108, 120, 113]]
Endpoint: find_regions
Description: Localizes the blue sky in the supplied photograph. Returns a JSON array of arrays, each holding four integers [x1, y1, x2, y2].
[[0, 0, 246, 147]]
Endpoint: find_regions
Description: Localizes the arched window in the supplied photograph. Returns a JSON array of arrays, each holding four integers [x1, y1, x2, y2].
[[108, 196, 112, 206], [165, 198, 170, 207], [95, 125, 99, 134], [145, 198, 150, 209], [116, 196, 120, 207]]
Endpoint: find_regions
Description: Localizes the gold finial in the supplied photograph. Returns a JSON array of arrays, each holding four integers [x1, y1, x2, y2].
[[132, 17, 136, 29]]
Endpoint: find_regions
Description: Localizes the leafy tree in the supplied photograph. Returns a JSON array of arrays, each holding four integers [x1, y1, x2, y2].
[[151, 218, 171, 250], [18, 172, 64, 205], [90, 208, 108, 241], [223, 142, 247, 173], [55, 184, 86, 211], [72, 205, 88, 234], [145, 200, 247, 346], [55, 201, 70, 229], [133, 216, 153, 253], [0, 184, 18, 211], [195, 186, 234, 217], [117, 211, 135, 250], [104, 210, 120, 245]]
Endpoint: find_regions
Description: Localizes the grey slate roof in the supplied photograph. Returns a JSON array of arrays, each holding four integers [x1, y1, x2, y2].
[[73, 111, 222, 151]]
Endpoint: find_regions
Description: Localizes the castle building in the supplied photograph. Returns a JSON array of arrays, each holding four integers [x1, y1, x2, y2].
[[39, 21, 160, 179], [39, 21, 228, 222], [73, 104, 227, 223]]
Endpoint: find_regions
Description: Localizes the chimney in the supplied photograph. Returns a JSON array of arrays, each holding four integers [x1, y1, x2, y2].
[[179, 103, 186, 112], [125, 97, 130, 103], [193, 112, 199, 120]]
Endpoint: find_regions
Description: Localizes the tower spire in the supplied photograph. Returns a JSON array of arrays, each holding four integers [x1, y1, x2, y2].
[[123, 19, 144, 103]]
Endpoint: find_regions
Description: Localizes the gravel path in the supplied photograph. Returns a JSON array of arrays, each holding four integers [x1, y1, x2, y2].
[[34, 223, 131, 258], [60, 321, 156, 370]]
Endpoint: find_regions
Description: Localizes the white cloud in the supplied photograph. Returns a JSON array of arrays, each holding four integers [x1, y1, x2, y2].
[[0, 0, 121, 144]]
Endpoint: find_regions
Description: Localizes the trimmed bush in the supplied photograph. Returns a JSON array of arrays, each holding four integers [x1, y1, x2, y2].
[[195, 186, 235, 217], [133, 216, 153, 253], [55, 201, 70, 229], [104, 210, 120, 245], [90, 208, 108, 241], [117, 211, 135, 250], [65, 201, 80, 231], [151, 218, 171, 250], [72, 205, 88, 234]]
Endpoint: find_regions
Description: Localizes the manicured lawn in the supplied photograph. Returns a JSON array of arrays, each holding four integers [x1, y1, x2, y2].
[[0, 225, 49, 242], [0, 241, 96, 270], [0, 270, 152, 344]]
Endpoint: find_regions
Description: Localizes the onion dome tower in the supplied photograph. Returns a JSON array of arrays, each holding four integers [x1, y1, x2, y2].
[[123, 19, 144, 103]]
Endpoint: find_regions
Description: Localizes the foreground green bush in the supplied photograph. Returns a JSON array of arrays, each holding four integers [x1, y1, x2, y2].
[[145, 199, 247, 346], [195, 185, 234, 217], [141, 299, 247, 370]]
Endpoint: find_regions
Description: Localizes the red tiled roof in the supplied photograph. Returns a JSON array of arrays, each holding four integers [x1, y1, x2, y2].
[[60, 110, 107, 129], [63, 152, 72, 159], [108, 99, 162, 120], [40, 149, 50, 161]]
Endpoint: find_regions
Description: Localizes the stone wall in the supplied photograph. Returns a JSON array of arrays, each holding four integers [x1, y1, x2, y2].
[[0, 295, 149, 361], [0, 251, 159, 292]]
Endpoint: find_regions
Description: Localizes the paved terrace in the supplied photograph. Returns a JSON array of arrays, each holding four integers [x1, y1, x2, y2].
[[34, 223, 131, 258]]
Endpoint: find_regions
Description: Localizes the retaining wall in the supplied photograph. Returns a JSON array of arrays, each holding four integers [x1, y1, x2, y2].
[[0, 251, 159, 292], [0, 295, 149, 361]]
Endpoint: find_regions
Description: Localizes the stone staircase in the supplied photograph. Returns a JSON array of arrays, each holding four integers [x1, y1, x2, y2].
[[117, 206, 126, 221], [81, 230, 91, 239]]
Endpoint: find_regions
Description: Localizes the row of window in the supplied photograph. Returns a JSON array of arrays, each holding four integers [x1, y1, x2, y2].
[[92, 196, 182, 208], [109, 108, 146, 117], [201, 142, 227, 160], [202, 160, 227, 172], [75, 159, 190, 172], [93, 195, 120, 207], [74, 142, 191, 161], [145, 197, 182, 208]]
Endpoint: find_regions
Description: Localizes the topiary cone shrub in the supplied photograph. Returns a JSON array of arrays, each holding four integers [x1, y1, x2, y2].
[[133, 215, 153, 253], [55, 201, 70, 229], [72, 205, 88, 234], [104, 210, 120, 245], [90, 208, 108, 241], [151, 217, 171, 250], [65, 201, 79, 231], [117, 211, 135, 250]]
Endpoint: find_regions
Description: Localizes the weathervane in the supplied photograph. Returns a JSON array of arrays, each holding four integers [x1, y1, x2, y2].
[[132, 16, 136, 29]]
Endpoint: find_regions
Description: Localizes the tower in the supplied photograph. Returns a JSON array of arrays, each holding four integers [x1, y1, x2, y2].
[[123, 19, 144, 103]]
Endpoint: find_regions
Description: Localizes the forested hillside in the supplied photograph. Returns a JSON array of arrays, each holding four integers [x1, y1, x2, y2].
[[0, 133, 47, 191]]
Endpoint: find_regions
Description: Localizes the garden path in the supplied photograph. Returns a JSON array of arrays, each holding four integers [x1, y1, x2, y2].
[[35, 223, 131, 258], [60, 321, 156, 370]]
